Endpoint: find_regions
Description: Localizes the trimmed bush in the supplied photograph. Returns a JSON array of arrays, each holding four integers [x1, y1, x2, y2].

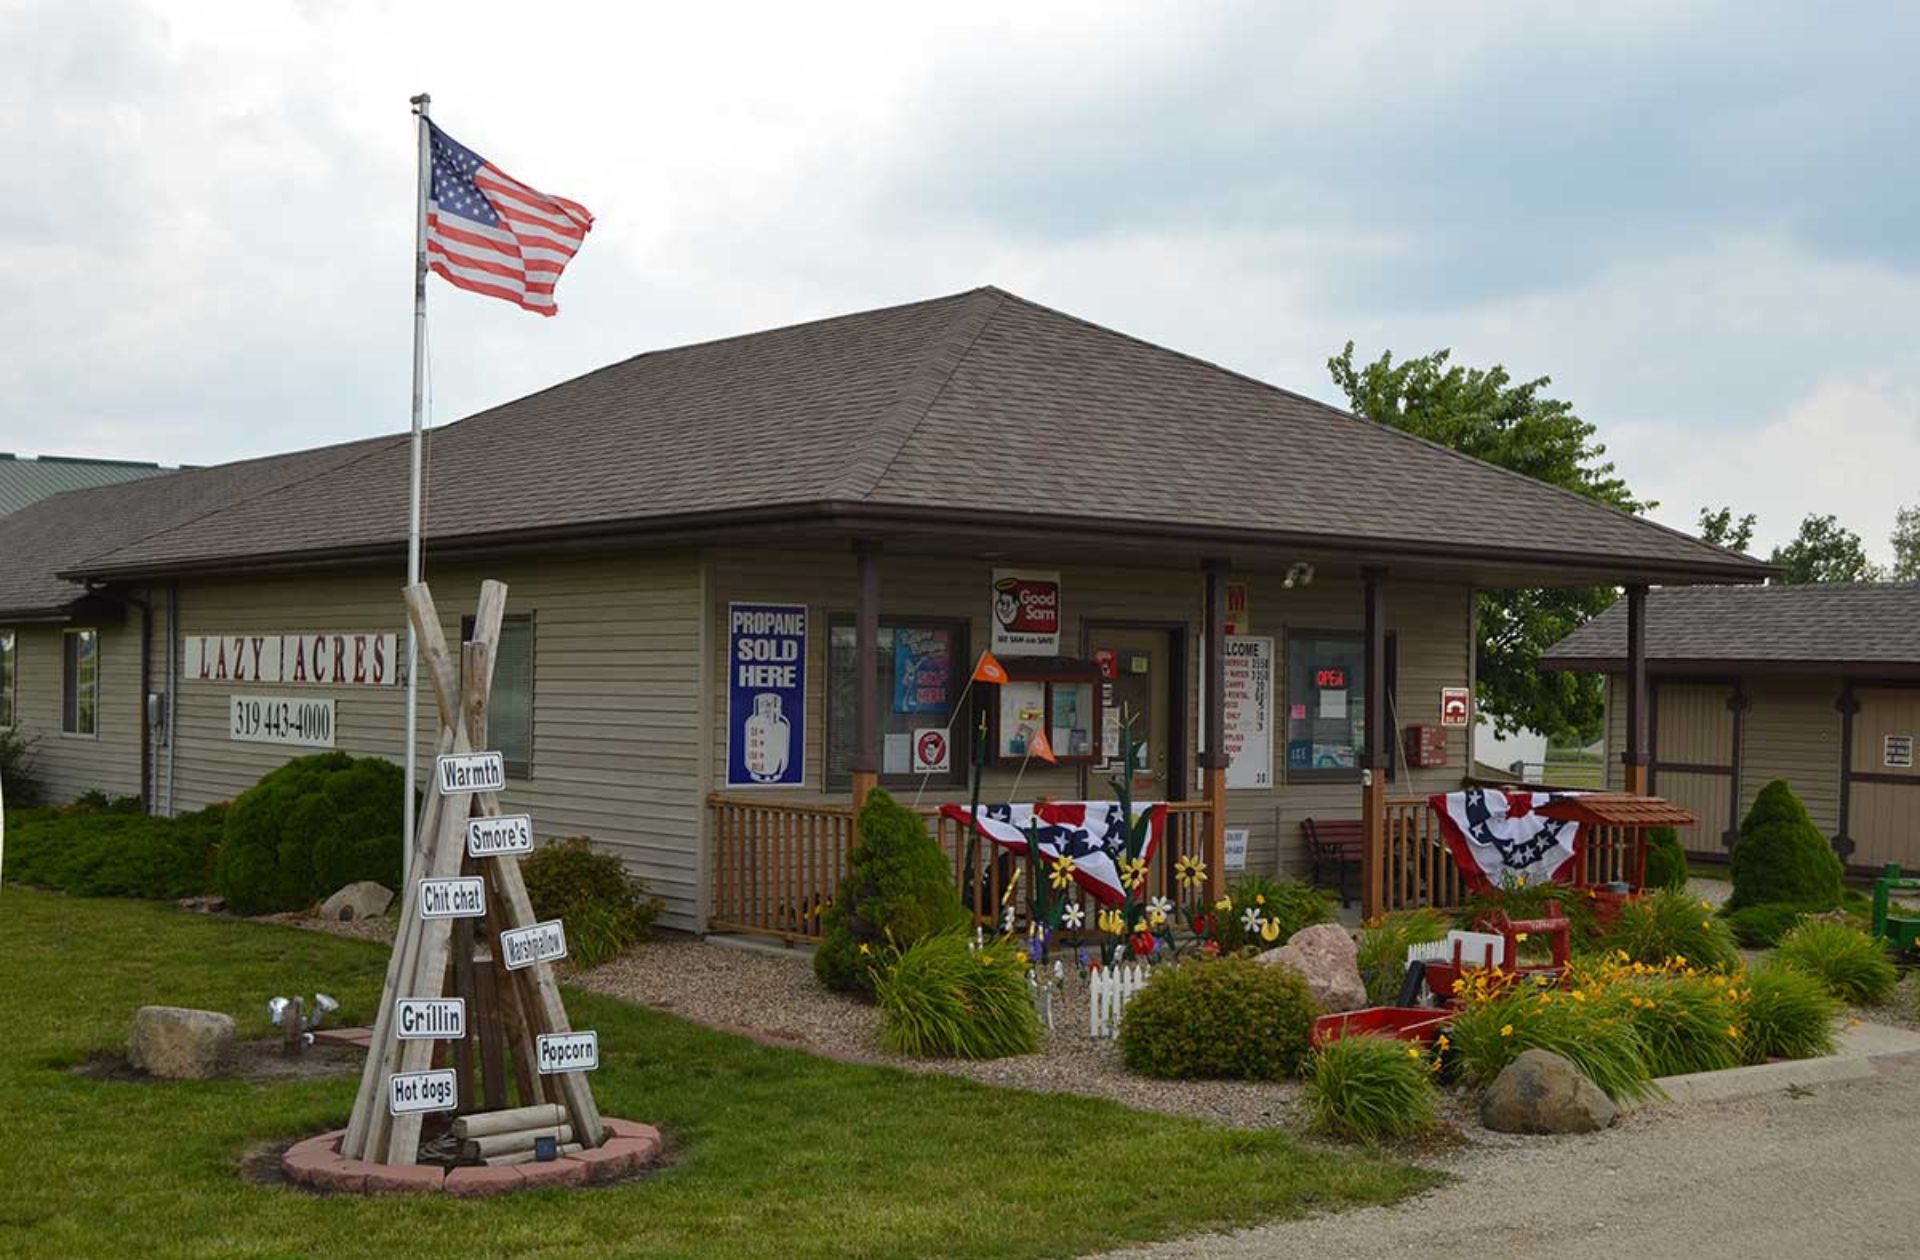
[[814, 789, 970, 997], [1446, 976, 1653, 1102], [1304, 1034, 1440, 1143], [1643, 826, 1688, 891], [1739, 962, 1841, 1063], [1355, 909, 1452, 1005], [1118, 956, 1316, 1080], [1616, 973, 1743, 1077], [214, 752, 404, 914], [0, 727, 43, 809], [522, 837, 665, 968], [1775, 919, 1899, 1005], [1729, 779, 1843, 912], [1213, 875, 1332, 952], [1722, 900, 1817, 948], [2, 805, 228, 899], [1599, 887, 1740, 973], [873, 932, 1041, 1059]]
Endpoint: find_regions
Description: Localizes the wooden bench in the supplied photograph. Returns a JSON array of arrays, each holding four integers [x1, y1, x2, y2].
[[1302, 818, 1364, 908]]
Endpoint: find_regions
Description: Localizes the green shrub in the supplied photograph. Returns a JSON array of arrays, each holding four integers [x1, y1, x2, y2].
[[1729, 779, 1843, 912], [1721, 900, 1818, 948], [1118, 956, 1316, 1080], [815, 789, 969, 997], [1599, 887, 1740, 972], [1739, 963, 1841, 1063], [214, 752, 404, 914], [1616, 973, 1743, 1077], [1304, 1034, 1441, 1143], [873, 932, 1041, 1059], [1775, 919, 1899, 1005], [1355, 909, 1452, 1005], [1643, 826, 1688, 891], [1446, 978, 1653, 1102], [522, 836, 665, 968], [2, 805, 228, 898], [1213, 875, 1332, 952], [0, 727, 42, 809]]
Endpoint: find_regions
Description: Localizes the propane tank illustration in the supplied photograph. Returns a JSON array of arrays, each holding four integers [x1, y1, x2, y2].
[[742, 692, 792, 782]]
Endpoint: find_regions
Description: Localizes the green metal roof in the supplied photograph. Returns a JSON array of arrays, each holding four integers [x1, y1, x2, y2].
[[0, 453, 172, 516]]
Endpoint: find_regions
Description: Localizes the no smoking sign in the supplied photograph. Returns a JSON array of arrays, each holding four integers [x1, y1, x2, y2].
[[911, 727, 950, 774]]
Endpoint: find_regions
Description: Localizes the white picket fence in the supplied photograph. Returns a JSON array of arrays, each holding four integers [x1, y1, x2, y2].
[[1087, 963, 1148, 1039]]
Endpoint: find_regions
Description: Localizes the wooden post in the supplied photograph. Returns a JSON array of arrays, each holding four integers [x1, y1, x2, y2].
[[1199, 559, 1229, 900], [1623, 584, 1650, 796], [1360, 568, 1389, 919], [850, 538, 880, 814]]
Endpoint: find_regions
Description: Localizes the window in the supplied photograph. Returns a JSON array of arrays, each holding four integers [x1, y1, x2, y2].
[[1283, 630, 1398, 781], [460, 613, 535, 778], [63, 628, 99, 737], [0, 630, 14, 728], [827, 616, 969, 789]]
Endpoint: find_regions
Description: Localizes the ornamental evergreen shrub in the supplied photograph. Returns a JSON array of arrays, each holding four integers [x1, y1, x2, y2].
[[1117, 956, 1316, 1080], [522, 837, 665, 968], [2, 805, 227, 898], [214, 751, 404, 914], [1774, 919, 1899, 1005], [873, 932, 1041, 1059], [1642, 826, 1689, 891], [1214, 875, 1332, 952], [814, 789, 969, 997], [1599, 887, 1741, 973], [1304, 1034, 1441, 1143], [1355, 909, 1452, 1005], [1728, 779, 1843, 912], [1739, 962, 1841, 1063]]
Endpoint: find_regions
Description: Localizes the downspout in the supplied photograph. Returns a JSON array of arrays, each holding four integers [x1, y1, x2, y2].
[[122, 587, 154, 814]]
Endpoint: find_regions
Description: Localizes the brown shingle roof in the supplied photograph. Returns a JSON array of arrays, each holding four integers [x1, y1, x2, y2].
[[1542, 582, 1920, 671], [21, 286, 1766, 598]]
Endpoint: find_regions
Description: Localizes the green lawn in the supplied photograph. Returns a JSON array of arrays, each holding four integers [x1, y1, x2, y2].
[[0, 889, 1434, 1259]]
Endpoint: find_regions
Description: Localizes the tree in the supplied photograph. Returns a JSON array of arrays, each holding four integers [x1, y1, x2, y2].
[[1697, 506, 1757, 552], [1891, 505, 1920, 581], [1329, 343, 1647, 743], [1768, 514, 1883, 585]]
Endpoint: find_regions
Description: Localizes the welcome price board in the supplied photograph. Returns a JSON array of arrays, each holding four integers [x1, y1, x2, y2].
[[726, 602, 807, 787]]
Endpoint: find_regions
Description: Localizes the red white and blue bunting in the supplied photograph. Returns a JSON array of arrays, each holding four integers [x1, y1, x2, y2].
[[940, 801, 1167, 906], [1431, 788, 1581, 891]]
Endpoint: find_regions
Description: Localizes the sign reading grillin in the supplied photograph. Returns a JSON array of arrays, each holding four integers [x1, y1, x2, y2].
[[396, 997, 466, 1040], [418, 876, 486, 919], [466, 814, 534, 857], [500, 919, 568, 970], [437, 752, 505, 795], [535, 1030, 599, 1074]]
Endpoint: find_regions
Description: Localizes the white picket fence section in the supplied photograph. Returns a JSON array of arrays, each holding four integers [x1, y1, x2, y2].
[[1088, 963, 1148, 1039], [1406, 930, 1506, 969]]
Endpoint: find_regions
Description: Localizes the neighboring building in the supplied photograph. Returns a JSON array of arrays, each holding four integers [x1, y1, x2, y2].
[[0, 453, 172, 517], [0, 287, 1768, 927], [1544, 583, 1920, 871]]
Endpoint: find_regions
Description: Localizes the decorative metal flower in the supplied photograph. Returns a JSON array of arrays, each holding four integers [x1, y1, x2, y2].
[[1174, 855, 1207, 888], [1240, 907, 1264, 932], [1061, 902, 1085, 930], [1001, 906, 1016, 933], [1260, 917, 1281, 942], [1118, 856, 1149, 890], [1049, 854, 1078, 890]]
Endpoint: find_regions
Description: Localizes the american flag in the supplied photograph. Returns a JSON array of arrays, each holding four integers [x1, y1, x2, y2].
[[426, 122, 593, 316]]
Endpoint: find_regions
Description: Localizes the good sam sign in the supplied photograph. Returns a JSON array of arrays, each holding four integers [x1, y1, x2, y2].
[[991, 569, 1060, 654], [726, 602, 807, 787]]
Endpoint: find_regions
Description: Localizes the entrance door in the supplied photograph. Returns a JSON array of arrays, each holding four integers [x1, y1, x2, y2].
[[1085, 625, 1183, 801]]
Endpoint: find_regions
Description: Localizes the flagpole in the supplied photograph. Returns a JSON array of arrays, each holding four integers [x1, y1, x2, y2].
[[402, 92, 431, 883]]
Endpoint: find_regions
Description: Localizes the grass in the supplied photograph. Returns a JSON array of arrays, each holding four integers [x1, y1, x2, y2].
[[0, 889, 1433, 1259]]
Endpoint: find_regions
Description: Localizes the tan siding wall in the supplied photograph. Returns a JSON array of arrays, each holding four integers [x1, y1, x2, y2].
[[708, 550, 1473, 880], [1742, 676, 1843, 838], [3, 613, 146, 804], [1848, 687, 1920, 867], [1605, 675, 1625, 791], [167, 554, 707, 928]]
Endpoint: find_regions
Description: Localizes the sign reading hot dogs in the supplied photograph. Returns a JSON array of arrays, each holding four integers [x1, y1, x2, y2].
[[990, 569, 1061, 655]]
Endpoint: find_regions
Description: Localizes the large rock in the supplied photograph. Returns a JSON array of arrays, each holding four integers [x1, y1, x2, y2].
[[319, 880, 393, 922], [1256, 922, 1367, 1012], [127, 1005, 237, 1080], [1481, 1048, 1617, 1134]]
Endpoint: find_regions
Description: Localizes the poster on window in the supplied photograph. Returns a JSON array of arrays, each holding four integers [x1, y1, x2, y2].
[[892, 627, 952, 714], [726, 603, 807, 788], [990, 569, 1061, 654], [1222, 636, 1273, 789]]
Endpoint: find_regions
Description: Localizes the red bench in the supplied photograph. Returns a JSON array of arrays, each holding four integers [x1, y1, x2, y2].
[[1302, 817, 1364, 908]]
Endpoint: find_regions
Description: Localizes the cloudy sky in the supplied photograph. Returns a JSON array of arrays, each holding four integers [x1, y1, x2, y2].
[[4, 1, 1916, 562]]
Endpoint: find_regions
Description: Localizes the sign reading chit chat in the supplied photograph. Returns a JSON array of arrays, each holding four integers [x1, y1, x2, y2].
[[438, 751, 504, 794], [500, 919, 568, 970], [388, 1068, 458, 1116], [726, 602, 807, 788], [536, 1031, 599, 1075], [1440, 686, 1472, 729], [467, 813, 534, 857], [418, 876, 485, 919], [396, 998, 466, 1040], [990, 569, 1060, 654]]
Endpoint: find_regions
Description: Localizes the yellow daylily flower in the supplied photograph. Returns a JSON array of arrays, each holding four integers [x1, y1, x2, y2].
[[1406, 1045, 1422, 1059], [1500, 1024, 1514, 1037]]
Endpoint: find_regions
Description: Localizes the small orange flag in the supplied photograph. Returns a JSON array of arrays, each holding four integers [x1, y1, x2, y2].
[[972, 650, 1010, 685], [1028, 727, 1058, 764]]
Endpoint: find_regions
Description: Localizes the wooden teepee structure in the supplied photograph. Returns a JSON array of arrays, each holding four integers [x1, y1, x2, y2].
[[342, 579, 603, 1166]]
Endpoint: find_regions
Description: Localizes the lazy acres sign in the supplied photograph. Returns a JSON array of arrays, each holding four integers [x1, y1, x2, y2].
[[188, 632, 399, 687]]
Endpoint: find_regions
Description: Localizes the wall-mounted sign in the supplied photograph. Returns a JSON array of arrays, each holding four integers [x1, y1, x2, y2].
[[396, 997, 466, 1040], [911, 727, 950, 774], [388, 1068, 457, 1116], [1224, 582, 1250, 635], [229, 695, 335, 748], [1440, 686, 1471, 729], [1224, 826, 1249, 872], [418, 876, 485, 919], [467, 814, 533, 857], [500, 919, 568, 970], [1223, 636, 1274, 790], [1314, 668, 1347, 689], [1886, 734, 1915, 769], [187, 633, 398, 687], [726, 602, 807, 787], [437, 752, 504, 795], [536, 1030, 599, 1075], [990, 569, 1060, 655]]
